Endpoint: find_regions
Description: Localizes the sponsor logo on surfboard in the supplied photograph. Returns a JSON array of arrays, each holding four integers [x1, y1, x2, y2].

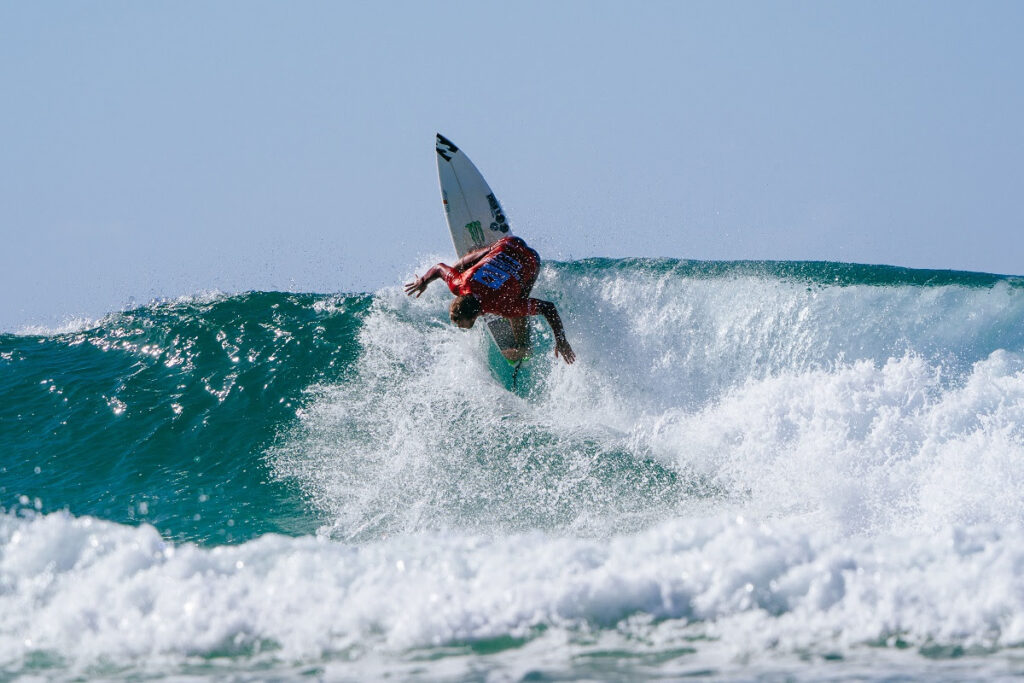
[[436, 134, 459, 162], [465, 220, 484, 245], [486, 194, 509, 233], [442, 190, 450, 214]]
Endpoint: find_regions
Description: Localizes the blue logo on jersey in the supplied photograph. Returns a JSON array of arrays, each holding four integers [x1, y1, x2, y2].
[[472, 252, 523, 290]]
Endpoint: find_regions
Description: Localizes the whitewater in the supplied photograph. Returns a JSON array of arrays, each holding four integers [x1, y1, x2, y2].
[[3, 258, 1024, 680]]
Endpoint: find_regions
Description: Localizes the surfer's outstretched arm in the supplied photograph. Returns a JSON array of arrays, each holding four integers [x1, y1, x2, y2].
[[534, 300, 576, 365], [404, 263, 456, 297], [405, 247, 490, 297]]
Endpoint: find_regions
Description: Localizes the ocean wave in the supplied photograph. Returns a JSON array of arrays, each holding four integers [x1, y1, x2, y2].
[[4, 259, 1024, 676]]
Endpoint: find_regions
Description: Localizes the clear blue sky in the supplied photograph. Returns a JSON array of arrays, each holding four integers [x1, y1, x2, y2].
[[2, 1, 1022, 330]]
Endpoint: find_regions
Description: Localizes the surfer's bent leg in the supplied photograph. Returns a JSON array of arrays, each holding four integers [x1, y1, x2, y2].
[[505, 317, 531, 362], [504, 241, 540, 361]]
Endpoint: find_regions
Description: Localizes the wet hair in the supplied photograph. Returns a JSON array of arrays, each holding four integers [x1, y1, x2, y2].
[[450, 295, 481, 322]]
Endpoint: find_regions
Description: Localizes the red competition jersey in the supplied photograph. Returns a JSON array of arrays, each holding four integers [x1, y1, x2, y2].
[[442, 237, 541, 317]]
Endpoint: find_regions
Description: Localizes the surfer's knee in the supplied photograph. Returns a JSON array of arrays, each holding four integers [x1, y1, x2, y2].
[[502, 347, 529, 362]]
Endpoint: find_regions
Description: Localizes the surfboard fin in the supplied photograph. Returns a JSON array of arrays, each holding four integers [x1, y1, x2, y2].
[[511, 360, 524, 391]]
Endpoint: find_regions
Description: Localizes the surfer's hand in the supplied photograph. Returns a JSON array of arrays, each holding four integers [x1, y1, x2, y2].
[[555, 338, 576, 365], [404, 276, 428, 297], [405, 265, 450, 297]]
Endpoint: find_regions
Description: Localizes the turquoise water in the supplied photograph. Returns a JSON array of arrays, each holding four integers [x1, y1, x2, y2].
[[2, 292, 370, 543], [4, 259, 1024, 679]]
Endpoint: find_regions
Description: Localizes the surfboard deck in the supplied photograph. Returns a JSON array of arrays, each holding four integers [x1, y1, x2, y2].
[[435, 133, 528, 365]]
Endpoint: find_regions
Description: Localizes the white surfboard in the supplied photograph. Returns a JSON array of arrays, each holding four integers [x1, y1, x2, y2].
[[435, 133, 521, 361]]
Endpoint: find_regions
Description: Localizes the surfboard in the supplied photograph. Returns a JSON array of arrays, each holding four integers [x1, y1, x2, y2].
[[435, 133, 524, 363]]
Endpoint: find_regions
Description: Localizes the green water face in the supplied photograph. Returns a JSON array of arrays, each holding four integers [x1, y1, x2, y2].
[[0, 292, 371, 544]]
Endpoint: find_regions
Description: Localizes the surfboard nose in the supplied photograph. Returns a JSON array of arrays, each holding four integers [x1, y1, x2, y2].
[[436, 133, 459, 161]]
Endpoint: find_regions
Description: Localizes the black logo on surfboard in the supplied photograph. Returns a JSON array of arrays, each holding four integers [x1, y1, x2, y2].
[[436, 133, 459, 162], [486, 193, 509, 233]]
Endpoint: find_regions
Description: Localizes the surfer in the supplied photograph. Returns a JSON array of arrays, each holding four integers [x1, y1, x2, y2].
[[404, 236, 576, 365]]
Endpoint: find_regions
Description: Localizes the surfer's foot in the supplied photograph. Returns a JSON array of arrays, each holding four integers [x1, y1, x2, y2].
[[502, 347, 530, 362]]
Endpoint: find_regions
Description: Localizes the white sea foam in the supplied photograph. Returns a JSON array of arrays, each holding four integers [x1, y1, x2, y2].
[[2, 511, 1024, 676], [261, 265, 1024, 676], [273, 267, 1024, 539]]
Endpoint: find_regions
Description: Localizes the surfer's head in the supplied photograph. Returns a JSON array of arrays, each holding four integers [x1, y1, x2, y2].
[[450, 295, 481, 328]]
